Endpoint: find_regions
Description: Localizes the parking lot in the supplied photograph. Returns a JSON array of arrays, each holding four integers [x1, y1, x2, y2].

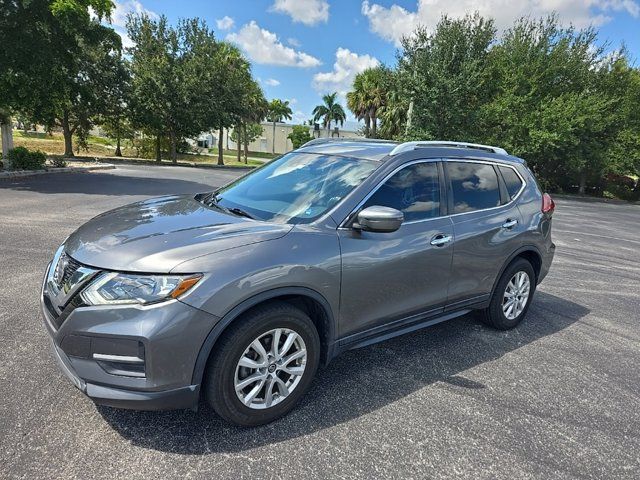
[[1, 165, 639, 479]]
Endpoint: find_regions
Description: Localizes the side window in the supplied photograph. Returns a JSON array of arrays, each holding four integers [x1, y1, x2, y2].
[[498, 166, 524, 200], [447, 162, 501, 214], [363, 162, 441, 222]]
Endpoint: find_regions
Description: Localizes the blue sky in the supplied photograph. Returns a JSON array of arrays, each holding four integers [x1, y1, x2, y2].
[[109, 0, 640, 127]]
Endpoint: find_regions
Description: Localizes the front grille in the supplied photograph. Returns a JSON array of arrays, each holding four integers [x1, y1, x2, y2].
[[56, 254, 83, 289]]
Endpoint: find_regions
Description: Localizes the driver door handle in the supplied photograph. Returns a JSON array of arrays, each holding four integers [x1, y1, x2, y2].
[[502, 219, 518, 229], [430, 234, 452, 246]]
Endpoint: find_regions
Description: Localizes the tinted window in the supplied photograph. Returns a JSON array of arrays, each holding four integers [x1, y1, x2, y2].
[[448, 162, 501, 213], [363, 162, 440, 222], [499, 166, 524, 200]]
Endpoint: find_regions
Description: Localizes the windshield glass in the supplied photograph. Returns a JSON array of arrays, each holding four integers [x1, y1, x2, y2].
[[204, 152, 379, 224]]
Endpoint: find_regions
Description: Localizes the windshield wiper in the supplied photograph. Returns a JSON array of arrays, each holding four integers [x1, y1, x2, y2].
[[227, 207, 255, 220]]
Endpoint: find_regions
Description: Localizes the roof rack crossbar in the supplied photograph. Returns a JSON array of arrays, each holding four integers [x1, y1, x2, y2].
[[389, 141, 508, 156]]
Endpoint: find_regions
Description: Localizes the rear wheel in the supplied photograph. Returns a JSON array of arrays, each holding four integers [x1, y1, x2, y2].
[[204, 302, 320, 426], [480, 258, 536, 330]]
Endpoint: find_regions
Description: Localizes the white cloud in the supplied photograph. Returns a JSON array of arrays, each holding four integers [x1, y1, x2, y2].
[[361, 0, 640, 46], [216, 16, 235, 31], [111, 0, 158, 28], [264, 78, 281, 86], [287, 37, 301, 47], [227, 21, 321, 68], [271, 0, 329, 25], [106, 1, 158, 50], [312, 48, 380, 95]]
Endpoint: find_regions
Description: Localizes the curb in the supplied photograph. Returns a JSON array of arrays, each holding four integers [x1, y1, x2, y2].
[[0, 164, 115, 180], [67, 156, 257, 171]]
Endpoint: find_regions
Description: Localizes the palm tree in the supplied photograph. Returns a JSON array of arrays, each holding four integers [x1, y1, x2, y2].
[[346, 67, 388, 138], [312, 92, 346, 137], [266, 99, 292, 154]]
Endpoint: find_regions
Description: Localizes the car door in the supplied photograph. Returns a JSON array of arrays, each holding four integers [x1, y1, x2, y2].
[[337, 160, 454, 339], [444, 160, 525, 309]]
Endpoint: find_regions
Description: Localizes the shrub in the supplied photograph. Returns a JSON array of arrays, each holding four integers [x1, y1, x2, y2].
[[287, 125, 312, 149], [51, 157, 67, 168], [8, 146, 47, 170]]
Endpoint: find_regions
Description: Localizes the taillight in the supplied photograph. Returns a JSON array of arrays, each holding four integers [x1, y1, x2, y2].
[[542, 193, 555, 215]]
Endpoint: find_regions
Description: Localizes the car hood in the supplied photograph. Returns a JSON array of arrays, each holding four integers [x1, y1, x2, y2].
[[64, 194, 292, 272]]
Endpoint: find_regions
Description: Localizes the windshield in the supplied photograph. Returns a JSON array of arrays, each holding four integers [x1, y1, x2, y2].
[[203, 152, 379, 224]]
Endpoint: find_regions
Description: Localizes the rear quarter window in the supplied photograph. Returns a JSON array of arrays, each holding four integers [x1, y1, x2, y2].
[[498, 166, 524, 200]]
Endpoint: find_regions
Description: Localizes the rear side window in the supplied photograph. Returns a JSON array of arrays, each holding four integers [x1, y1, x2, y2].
[[499, 166, 524, 200], [363, 162, 441, 222], [447, 162, 501, 214]]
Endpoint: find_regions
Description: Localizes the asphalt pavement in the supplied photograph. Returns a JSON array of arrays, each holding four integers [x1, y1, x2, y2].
[[0, 165, 638, 479]]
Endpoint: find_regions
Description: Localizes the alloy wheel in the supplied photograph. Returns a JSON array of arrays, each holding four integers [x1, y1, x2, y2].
[[234, 328, 307, 410], [502, 271, 531, 320]]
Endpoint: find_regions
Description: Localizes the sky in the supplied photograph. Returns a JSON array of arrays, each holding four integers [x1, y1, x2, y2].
[[107, 0, 640, 127]]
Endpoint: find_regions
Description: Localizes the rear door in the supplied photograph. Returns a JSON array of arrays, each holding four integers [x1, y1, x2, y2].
[[337, 160, 454, 339], [444, 160, 525, 308]]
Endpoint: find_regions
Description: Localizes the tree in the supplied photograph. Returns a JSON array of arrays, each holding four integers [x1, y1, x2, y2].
[[313, 92, 347, 137], [399, 14, 496, 141], [0, 0, 118, 157], [100, 53, 132, 157], [347, 67, 388, 138], [231, 123, 263, 163], [287, 125, 313, 149], [266, 99, 293, 154]]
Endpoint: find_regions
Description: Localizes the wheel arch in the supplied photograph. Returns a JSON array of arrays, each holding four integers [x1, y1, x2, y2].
[[490, 246, 543, 298], [191, 287, 337, 386]]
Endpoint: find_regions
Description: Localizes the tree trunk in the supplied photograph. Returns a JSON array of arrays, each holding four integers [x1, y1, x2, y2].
[[218, 125, 224, 166], [327, 120, 331, 137], [169, 129, 177, 163], [115, 135, 122, 157], [272, 121, 276, 154], [1, 118, 14, 163], [578, 171, 587, 195], [236, 125, 241, 163], [363, 112, 371, 138], [243, 124, 249, 164], [370, 110, 377, 138], [155, 134, 161, 162], [62, 110, 74, 158]]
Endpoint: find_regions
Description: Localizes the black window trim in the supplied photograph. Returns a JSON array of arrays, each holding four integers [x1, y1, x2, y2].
[[443, 158, 527, 217], [338, 158, 446, 228]]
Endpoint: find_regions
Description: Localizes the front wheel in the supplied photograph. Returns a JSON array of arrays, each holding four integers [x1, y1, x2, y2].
[[480, 258, 536, 330], [204, 302, 320, 426]]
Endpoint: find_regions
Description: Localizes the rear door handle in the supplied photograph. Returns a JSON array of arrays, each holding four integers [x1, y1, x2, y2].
[[430, 234, 452, 246], [502, 219, 518, 229]]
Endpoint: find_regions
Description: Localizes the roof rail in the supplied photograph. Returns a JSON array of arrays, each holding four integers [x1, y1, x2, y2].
[[389, 141, 508, 156], [300, 137, 398, 148]]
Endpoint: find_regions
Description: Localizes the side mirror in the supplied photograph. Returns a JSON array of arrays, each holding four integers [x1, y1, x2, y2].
[[354, 206, 404, 233]]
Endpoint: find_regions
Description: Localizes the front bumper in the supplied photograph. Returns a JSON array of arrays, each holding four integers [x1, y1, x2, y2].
[[41, 265, 220, 411]]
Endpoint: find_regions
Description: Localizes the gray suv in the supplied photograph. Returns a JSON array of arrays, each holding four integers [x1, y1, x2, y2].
[[41, 140, 555, 426]]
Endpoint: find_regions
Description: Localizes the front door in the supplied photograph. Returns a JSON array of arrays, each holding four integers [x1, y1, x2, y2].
[[337, 161, 454, 339]]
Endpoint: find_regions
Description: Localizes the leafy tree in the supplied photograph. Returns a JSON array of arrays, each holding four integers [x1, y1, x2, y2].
[[287, 125, 313, 149], [100, 53, 132, 156], [347, 67, 388, 138], [312, 92, 346, 136], [231, 123, 264, 163], [266, 99, 293, 154], [0, 0, 118, 157], [399, 14, 496, 141]]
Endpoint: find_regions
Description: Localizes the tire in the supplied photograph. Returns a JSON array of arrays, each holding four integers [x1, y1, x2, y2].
[[480, 258, 536, 330], [204, 301, 320, 426]]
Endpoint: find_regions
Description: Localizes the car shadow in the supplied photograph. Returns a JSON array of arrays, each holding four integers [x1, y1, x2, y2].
[[98, 291, 589, 454]]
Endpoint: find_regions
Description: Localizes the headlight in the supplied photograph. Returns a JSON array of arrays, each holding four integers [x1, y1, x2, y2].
[[80, 272, 202, 306]]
